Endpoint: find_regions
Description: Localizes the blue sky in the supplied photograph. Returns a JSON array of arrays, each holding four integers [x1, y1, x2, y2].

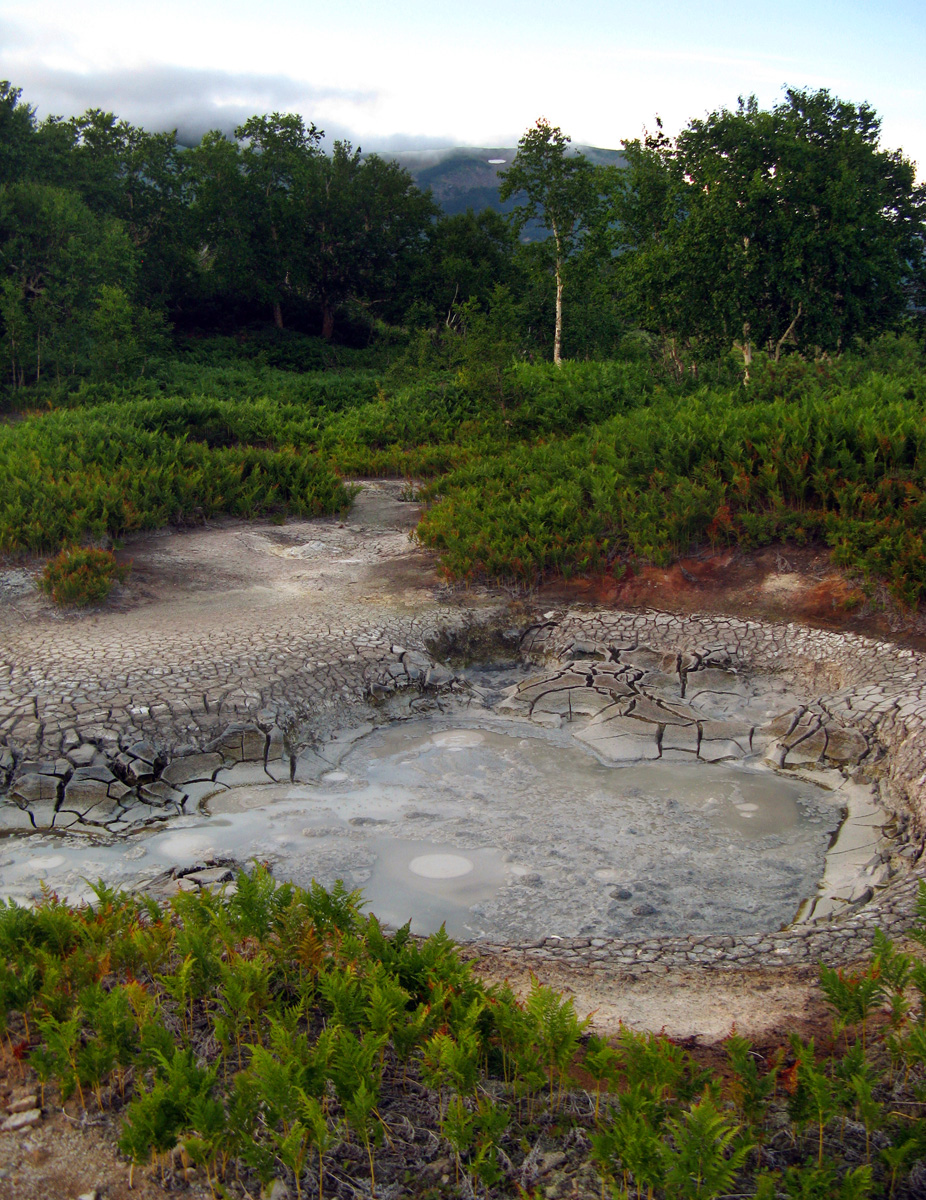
[[1, 0, 923, 172]]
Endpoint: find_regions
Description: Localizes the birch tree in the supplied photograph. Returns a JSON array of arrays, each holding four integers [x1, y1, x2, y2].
[[500, 119, 600, 364]]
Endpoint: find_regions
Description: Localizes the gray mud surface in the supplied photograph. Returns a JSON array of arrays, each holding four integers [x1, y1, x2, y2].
[[0, 714, 840, 941], [3, 479, 926, 1039]]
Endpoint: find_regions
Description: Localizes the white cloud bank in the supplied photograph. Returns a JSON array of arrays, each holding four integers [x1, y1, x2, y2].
[[1, 2, 923, 173]]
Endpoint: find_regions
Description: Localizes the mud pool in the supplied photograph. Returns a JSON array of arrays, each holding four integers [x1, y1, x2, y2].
[[0, 717, 846, 940]]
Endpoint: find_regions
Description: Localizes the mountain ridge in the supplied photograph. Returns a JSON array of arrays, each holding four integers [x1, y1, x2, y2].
[[388, 144, 626, 217]]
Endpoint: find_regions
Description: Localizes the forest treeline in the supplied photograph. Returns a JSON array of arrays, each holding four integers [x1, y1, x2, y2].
[[3, 81, 926, 605], [2, 81, 924, 390]]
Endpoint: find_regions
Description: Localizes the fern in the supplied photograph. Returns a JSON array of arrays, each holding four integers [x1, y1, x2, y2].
[[525, 975, 590, 1111], [660, 1095, 752, 1200]]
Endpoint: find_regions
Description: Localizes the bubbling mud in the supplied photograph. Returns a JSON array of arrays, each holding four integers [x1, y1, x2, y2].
[[0, 716, 847, 941]]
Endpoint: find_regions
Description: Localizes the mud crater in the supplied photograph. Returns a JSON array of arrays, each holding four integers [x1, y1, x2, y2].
[[0, 650, 891, 943], [1, 495, 922, 966]]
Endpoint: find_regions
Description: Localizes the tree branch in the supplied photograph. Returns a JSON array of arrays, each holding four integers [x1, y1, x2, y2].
[[773, 302, 803, 362]]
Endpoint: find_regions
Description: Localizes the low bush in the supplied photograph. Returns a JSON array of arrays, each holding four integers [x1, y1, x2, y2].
[[0, 399, 354, 554], [5, 338, 926, 604], [38, 545, 130, 606]]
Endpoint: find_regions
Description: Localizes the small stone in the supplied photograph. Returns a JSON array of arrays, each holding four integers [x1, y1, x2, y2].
[[17, 759, 57, 777], [7, 1094, 38, 1114], [213, 723, 267, 763], [27, 800, 58, 830], [71, 765, 116, 783], [631, 903, 658, 917], [1, 1108, 41, 1131], [784, 729, 827, 765], [62, 778, 115, 808], [185, 867, 234, 886], [0, 803, 36, 832], [266, 727, 285, 762], [610, 887, 633, 900], [118, 756, 154, 785], [763, 742, 788, 768], [163, 877, 200, 895], [139, 780, 186, 807], [698, 738, 746, 762], [161, 753, 223, 786], [822, 726, 867, 765], [538, 1151, 567, 1175], [67, 743, 98, 767], [127, 740, 158, 765]]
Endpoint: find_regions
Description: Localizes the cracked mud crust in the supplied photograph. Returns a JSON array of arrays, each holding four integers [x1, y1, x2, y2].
[[2, 480, 926, 1046]]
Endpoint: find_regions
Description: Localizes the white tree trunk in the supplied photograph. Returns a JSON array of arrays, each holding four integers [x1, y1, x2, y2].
[[553, 224, 564, 367], [554, 265, 564, 366]]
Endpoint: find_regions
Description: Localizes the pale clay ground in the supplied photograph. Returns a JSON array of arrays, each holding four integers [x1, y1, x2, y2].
[[0, 480, 906, 1043]]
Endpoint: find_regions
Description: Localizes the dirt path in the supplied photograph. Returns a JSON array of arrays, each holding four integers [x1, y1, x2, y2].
[[469, 952, 827, 1042]]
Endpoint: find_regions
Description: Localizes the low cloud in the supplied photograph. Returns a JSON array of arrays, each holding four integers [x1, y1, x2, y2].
[[0, 15, 465, 153], [1, 58, 380, 145]]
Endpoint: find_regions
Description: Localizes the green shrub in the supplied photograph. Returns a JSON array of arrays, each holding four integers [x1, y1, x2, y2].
[[38, 546, 130, 607], [6, 341, 926, 604]]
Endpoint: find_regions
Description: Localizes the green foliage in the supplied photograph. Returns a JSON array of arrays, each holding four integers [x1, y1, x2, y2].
[[819, 961, 886, 1050], [725, 1034, 778, 1132], [783, 1160, 873, 1199], [2, 872, 926, 1197], [500, 118, 609, 363], [417, 207, 521, 322], [4, 288, 926, 612], [186, 113, 436, 338], [0, 180, 137, 389], [119, 1048, 218, 1164], [38, 545, 129, 606], [524, 976, 590, 1109], [591, 1084, 667, 1196], [89, 285, 170, 379], [788, 1037, 840, 1167], [611, 89, 925, 359], [659, 1095, 752, 1200], [416, 352, 926, 603], [583, 1032, 622, 1117], [0, 395, 353, 555]]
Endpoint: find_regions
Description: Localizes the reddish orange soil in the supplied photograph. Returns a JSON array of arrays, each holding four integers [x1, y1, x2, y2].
[[537, 543, 926, 649]]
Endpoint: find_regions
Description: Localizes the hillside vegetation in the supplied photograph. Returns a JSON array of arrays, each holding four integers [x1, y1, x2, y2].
[[1, 79, 924, 604], [2, 338, 926, 605]]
